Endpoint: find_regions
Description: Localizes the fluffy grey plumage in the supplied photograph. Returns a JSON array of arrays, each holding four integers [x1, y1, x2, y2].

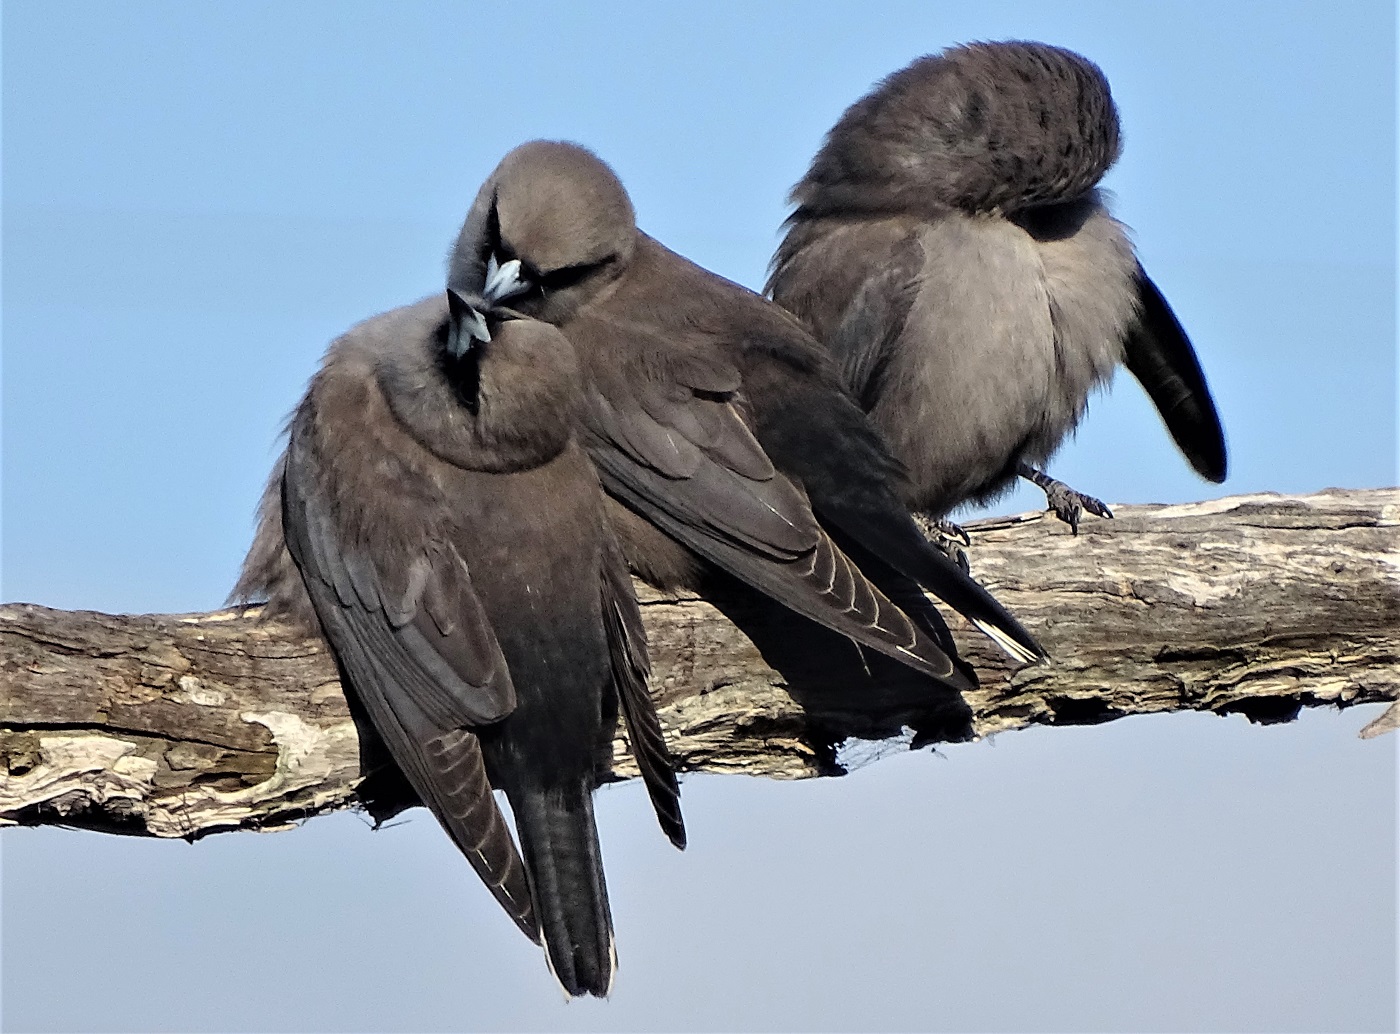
[[768, 40, 1227, 523], [448, 140, 1045, 673], [234, 295, 682, 998]]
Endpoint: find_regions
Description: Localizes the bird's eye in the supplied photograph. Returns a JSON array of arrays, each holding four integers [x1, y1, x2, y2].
[[539, 255, 613, 291]]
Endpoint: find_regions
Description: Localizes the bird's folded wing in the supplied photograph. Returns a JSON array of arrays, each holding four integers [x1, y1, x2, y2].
[[599, 533, 685, 849], [583, 370, 965, 687], [284, 424, 516, 728], [281, 422, 536, 939], [589, 374, 816, 560], [1123, 269, 1228, 483], [827, 238, 925, 411]]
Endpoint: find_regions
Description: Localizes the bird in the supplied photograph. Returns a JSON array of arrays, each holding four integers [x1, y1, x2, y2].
[[766, 40, 1228, 534], [233, 289, 683, 998], [446, 140, 1044, 676]]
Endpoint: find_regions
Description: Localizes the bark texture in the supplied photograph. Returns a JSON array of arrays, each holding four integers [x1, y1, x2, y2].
[[3, 489, 1396, 840]]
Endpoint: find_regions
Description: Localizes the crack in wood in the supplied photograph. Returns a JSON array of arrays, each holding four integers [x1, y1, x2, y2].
[[1, 490, 1396, 839]]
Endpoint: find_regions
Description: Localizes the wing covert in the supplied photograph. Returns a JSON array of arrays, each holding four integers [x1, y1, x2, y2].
[[283, 420, 516, 727]]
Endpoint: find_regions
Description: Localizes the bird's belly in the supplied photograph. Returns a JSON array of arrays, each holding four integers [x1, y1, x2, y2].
[[875, 217, 1057, 510], [450, 449, 613, 726], [874, 211, 1133, 513]]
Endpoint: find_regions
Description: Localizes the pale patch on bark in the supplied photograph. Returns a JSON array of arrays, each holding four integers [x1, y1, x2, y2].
[[2, 489, 1396, 840]]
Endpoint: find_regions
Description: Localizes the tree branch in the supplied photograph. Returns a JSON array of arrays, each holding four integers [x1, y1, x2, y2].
[[3, 489, 1396, 840]]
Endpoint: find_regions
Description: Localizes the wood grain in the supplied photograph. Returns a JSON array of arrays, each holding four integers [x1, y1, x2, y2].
[[3, 489, 1395, 839]]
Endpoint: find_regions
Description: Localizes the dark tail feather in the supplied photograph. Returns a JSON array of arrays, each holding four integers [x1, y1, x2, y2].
[[513, 784, 615, 998], [1124, 269, 1228, 483]]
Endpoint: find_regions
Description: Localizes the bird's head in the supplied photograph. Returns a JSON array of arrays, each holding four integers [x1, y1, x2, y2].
[[438, 287, 585, 463], [793, 40, 1122, 218], [450, 141, 636, 324]]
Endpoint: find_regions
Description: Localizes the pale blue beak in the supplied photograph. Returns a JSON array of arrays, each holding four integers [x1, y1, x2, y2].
[[483, 252, 530, 305], [446, 288, 491, 357]]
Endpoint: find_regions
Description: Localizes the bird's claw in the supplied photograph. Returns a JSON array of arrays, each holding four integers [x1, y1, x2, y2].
[[1016, 463, 1112, 535], [914, 513, 972, 573], [1041, 480, 1113, 535]]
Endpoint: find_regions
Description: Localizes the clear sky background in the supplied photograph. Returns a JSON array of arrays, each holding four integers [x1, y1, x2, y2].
[[2, 2, 1396, 1031]]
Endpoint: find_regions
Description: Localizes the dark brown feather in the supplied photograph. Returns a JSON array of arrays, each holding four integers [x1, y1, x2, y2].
[[787, 41, 1121, 219], [281, 420, 533, 933], [448, 141, 1042, 679], [236, 296, 680, 997], [601, 533, 685, 848], [768, 41, 1227, 523], [1123, 270, 1228, 483]]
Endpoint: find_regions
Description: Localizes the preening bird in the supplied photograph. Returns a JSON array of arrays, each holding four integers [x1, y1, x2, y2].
[[449, 140, 1045, 683], [767, 41, 1228, 532], [234, 292, 682, 998]]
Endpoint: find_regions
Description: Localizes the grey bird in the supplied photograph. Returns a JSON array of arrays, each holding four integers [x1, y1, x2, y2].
[[233, 292, 683, 998], [767, 41, 1228, 532], [447, 140, 1044, 676]]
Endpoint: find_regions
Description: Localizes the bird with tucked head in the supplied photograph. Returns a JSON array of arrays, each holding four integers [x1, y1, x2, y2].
[[449, 140, 1046, 681], [768, 40, 1227, 533], [235, 283, 682, 999]]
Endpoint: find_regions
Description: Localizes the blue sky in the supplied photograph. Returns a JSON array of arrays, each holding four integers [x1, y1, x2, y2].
[[3, 3, 1396, 1031]]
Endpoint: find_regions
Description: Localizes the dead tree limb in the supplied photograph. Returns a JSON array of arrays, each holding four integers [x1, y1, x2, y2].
[[2, 488, 1396, 840]]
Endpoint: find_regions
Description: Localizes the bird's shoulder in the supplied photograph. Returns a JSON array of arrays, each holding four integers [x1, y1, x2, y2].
[[769, 215, 927, 343], [304, 296, 439, 404]]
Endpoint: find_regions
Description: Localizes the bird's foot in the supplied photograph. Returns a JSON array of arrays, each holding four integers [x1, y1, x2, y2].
[[913, 513, 972, 573], [1017, 464, 1112, 534], [1041, 481, 1113, 534]]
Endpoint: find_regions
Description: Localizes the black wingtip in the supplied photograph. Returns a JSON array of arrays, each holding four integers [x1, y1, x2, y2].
[[943, 655, 979, 693], [888, 536, 1045, 667], [647, 777, 687, 850], [801, 484, 1045, 667]]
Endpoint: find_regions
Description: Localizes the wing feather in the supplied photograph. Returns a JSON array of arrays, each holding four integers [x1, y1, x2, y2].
[[599, 533, 685, 849], [597, 454, 967, 688], [575, 311, 969, 688], [281, 413, 535, 938]]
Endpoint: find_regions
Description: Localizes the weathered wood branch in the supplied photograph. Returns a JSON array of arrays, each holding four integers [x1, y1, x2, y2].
[[3, 489, 1396, 841]]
